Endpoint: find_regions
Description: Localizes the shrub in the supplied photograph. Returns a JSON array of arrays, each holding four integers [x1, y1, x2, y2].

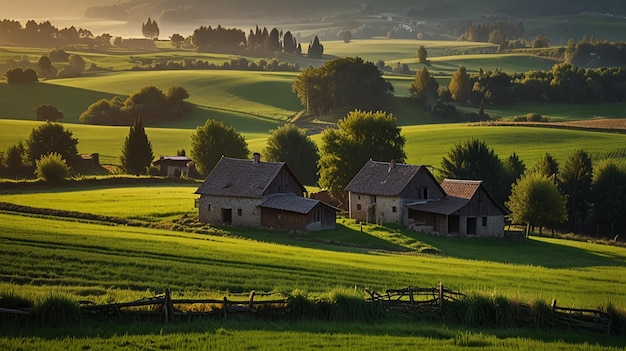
[[31, 295, 80, 327], [528, 299, 554, 328], [463, 293, 496, 326], [35, 153, 70, 183], [601, 302, 626, 336], [326, 287, 382, 322], [526, 112, 543, 122], [286, 290, 320, 321]]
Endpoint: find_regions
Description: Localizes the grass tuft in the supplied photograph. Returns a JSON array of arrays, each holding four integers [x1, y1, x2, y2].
[[31, 295, 81, 327]]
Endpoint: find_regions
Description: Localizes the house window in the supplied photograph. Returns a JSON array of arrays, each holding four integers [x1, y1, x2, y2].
[[194, 198, 199, 208], [392, 206, 397, 213], [208, 204, 212, 211], [237, 209, 242, 216], [358, 195, 361, 200], [482, 217, 487, 226], [422, 187, 428, 199], [370, 195, 376, 203], [357, 204, 362, 211], [277, 213, 282, 220]]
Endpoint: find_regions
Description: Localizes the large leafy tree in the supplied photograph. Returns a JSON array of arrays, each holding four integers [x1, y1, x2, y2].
[[318, 110, 406, 202], [507, 171, 567, 236], [409, 67, 439, 106], [25, 122, 79, 167], [448, 66, 471, 102], [591, 160, 626, 236], [264, 124, 319, 185], [559, 150, 593, 233], [191, 119, 249, 176], [440, 138, 507, 204], [120, 117, 154, 176], [292, 57, 393, 116]]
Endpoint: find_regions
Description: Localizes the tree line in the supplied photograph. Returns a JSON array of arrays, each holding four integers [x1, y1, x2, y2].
[[2, 49, 91, 81], [409, 62, 626, 112], [130, 57, 299, 73], [0, 19, 111, 49], [190, 24, 323, 58]]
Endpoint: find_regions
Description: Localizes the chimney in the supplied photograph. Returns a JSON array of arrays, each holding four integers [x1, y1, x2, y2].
[[253, 152, 261, 163], [388, 159, 395, 172]]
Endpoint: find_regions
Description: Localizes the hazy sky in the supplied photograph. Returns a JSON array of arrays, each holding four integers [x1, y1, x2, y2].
[[0, 0, 107, 19]]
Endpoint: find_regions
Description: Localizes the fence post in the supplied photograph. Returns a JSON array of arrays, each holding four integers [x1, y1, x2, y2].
[[438, 282, 444, 315], [408, 286, 415, 313], [163, 288, 172, 323], [222, 296, 228, 319], [248, 290, 256, 313]]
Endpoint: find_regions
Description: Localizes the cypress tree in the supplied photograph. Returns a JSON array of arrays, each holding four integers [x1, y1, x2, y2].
[[120, 117, 154, 176]]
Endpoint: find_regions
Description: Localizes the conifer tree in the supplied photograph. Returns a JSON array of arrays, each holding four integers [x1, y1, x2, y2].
[[120, 117, 154, 176]]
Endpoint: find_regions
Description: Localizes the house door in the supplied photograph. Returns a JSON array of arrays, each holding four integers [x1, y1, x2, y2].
[[222, 208, 232, 225], [467, 217, 477, 235], [448, 215, 460, 234]]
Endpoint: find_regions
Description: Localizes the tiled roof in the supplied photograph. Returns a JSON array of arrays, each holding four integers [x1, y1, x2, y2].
[[345, 160, 423, 196], [259, 193, 338, 214], [441, 179, 482, 200], [195, 157, 291, 198]]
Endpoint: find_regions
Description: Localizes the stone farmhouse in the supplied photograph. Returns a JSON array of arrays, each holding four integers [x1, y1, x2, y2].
[[345, 160, 508, 237], [195, 153, 338, 231]]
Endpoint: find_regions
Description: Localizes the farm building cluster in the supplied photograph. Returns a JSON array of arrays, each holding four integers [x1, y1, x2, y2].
[[194, 154, 507, 237]]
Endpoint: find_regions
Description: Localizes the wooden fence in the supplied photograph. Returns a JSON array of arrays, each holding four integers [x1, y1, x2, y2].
[[80, 288, 288, 322], [365, 283, 464, 314], [1, 285, 614, 335], [551, 299, 612, 336]]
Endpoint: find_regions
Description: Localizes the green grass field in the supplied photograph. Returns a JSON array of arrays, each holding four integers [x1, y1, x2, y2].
[[1, 185, 625, 350]]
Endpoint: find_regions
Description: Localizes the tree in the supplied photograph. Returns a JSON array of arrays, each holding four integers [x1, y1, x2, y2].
[[532, 153, 559, 180], [559, 150, 593, 233], [35, 152, 70, 183], [36, 104, 63, 121], [340, 30, 352, 43], [25, 122, 79, 167], [503, 152, 526, 190], [264, 124, 320, 185], [308, 36, 324, 59], [68, 54, 86, 76], [38, 55, 53, 75], [440, 138, 507, 204], [4, 67, 37, 83], [417, 45, 428, 64], [170, 33, 185, 48], [190, 119, 249, 176], [507, 171, 567, 236], [409, 67, 439, 106], [591, 160, 626, 236], [122, 86, 168, 122], [283, 31, 297, 53], [292, 57, 393, 115], [142, 17, 159, 40], [119, 117, 154, 176], [448, 66, 471, 102], [318, 110, 406, 202]]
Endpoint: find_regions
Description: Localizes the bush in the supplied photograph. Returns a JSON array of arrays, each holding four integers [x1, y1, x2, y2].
[[35, 153, 70, 183], [325, 287, 382, 322], [31, 295, 80, 327], [286, 290, 320, 321]]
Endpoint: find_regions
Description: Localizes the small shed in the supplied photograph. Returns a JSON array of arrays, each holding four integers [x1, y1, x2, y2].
[[260, 193, 339, 231], [153, 156, 192, 177]]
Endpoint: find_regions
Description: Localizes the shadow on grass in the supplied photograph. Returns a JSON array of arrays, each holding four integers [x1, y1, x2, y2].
[[2, 318, 624, 349]]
